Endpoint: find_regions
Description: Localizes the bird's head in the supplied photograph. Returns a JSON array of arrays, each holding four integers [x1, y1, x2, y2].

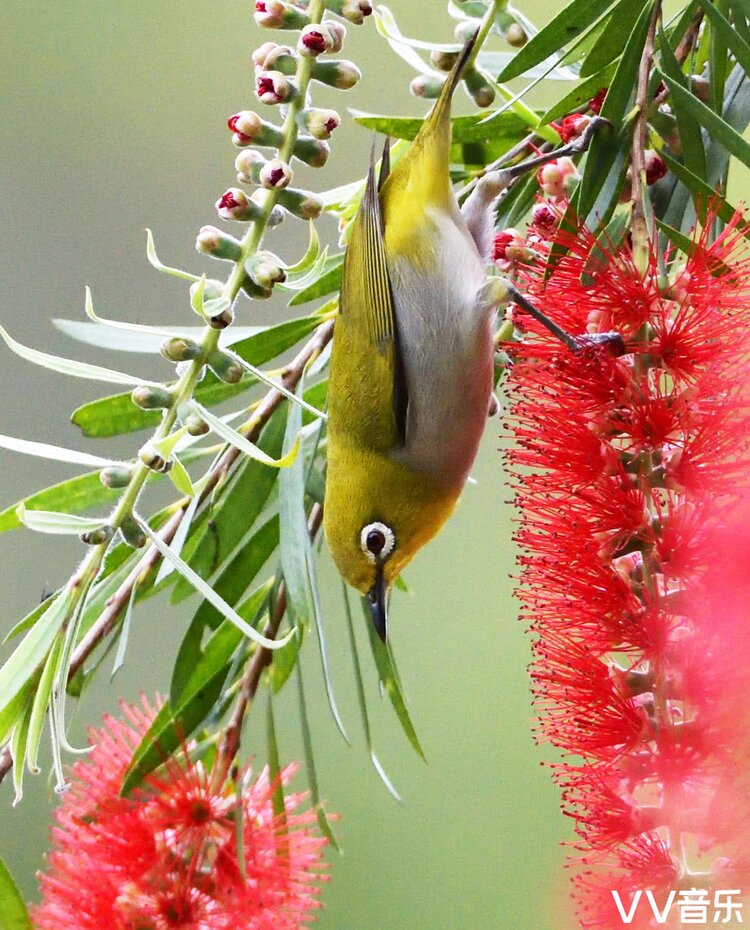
[[324, 445, 459, 641]]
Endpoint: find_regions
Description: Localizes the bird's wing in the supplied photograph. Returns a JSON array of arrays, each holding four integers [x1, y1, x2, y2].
[[335, 144, 408, 449]]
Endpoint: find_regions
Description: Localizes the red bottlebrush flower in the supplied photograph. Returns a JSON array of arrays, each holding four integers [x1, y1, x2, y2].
[[32, 697, 330, 930], [505, 211, 750, 926]]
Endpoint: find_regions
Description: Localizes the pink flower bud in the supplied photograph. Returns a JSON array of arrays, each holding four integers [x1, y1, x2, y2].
[[537, 157, 579, 201], [259, 158, 293, 190], [410, 74, 445, 99], [195, 226, 243, 261], [645, 149, 667, 185], [234, 149, 266, 185], [255, 70, 294, 105], [335, 0, 372, 25], [311, 59, 361, 90], [255, 44, 296, 74], [252, 42, 279, 70], [530, 202, 557, 233], [216, 188, 259, 221], [429, 49, 459, 72], [254, 0, 285, 28], [300, 107, 340, 139], [299, 24, 340, 57], [227, 110, 262, 144], [493, 228, 531, 268]]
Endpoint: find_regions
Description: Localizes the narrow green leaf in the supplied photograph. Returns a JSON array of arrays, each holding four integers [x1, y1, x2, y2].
[[10, 700, 32, 803], [657, 35, 707, 182], [295, 648, 339, 850], [232, 357, 326, 421], [0, 686, 32, 746], [146, 229, 200, 281], [363, 600, 426, 762], [661, 152, 748, 231], [0, 471, 119, 534], [662, 73, 750, 170], [111, 582, 138, 679], [579, 0, 643, 76], [0, 856, 33, 930], [139, 521, 293, 652], [16, 505, 106, 536], [280, 246, 329, 292], [284, 221, 320, 275], [168, 456, 195, 497], [353, 110, 531, 143], [55, 319, 262, 354], [343, 585, 401, 802], [0, 433, 117, 469], [576, 1, 654, 222], [26, 635, 63, 773], [708, 4, 729, 114], [266, 693, 287, 821], [190, 402, 301, 468], [0, 325, 158, 387], [288, 255, 344, 307], [0, 591, 70, 716], [497, 0, 615, 81], [538, 61, 617, 126]]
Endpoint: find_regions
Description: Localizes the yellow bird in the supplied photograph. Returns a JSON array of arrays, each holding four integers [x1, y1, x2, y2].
[[324, 36, 611, 639]]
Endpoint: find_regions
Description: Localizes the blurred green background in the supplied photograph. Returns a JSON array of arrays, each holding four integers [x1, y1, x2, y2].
[[0, 2, 573, 927]]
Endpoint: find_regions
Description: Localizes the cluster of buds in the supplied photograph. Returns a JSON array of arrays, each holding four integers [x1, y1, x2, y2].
[[413, 27, 495, 108], [198, 3, 365, 308]]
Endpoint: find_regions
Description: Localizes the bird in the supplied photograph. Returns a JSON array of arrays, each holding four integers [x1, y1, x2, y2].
[[324, 34, 614, 641]]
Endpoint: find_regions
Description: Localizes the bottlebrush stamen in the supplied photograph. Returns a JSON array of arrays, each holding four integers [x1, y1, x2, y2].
[[505, 211, 750, 927]]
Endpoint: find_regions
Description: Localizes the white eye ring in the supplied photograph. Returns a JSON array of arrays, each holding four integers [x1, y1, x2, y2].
[[360, 522, 396, 562]]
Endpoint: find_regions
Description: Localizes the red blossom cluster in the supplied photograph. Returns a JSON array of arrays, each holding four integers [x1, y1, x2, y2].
[[504, 215, 750, 927], [32, 698, 329, 930]]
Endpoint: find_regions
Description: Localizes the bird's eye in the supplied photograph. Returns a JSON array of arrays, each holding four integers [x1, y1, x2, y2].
[[360, 522, 396, 562]]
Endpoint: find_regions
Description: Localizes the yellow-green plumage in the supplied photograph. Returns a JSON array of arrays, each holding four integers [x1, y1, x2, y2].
[[325, 37, 494, 638]]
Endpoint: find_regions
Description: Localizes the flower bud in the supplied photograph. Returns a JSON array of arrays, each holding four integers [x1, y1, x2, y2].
[[195, 225, 243, 261], [690, 74, 710, 104], [160, 337, 203, 363], [80, 524, 115, 547], [454, 19, 480, 43], [556, 113, 590, 144], [537, 157, 579, 201], [208, 350, 244, 384], [227, 111, 284, 148], [185, 413, 210, 436], [207, 307, 235, 330], [299, 107, 341, 139], [216, 188, 262, 221], [254, 0, 309, 30], [131, 384, 174, 411], [463, 67, 496, 108], [299, 23, 343, 57], [259, 158, 293, 189], [410, 74, 445, 99], [530, 202, 558, 233], [493, 228, 532, 267], [429, 49, 459, 72], [99, 465, 135, 489], [504, 23, 528, 47], [254, 44, 297, 74], [276, 187, 324, 220], [242, 277, 273, 300], [267, 204, 286, 227], [311, 59, 361, 90], [234, 149, 266, 185], [120, 516, 147, 549], [256, 70, 295, 105], [588, 87, 607, 113], [325, 0, 372, 25], [645, 149, 667, 185], [138, 443, 172, 473], [292, 136, 330, 167], [246, 252, 287, 289]]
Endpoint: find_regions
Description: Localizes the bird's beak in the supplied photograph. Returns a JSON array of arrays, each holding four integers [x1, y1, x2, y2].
[[367, 568, 388, 642]]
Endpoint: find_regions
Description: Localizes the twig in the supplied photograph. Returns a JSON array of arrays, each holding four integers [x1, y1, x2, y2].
[[212, 503, 324, 786]]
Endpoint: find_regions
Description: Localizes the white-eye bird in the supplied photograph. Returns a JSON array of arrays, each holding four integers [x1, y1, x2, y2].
[[324, 36, 613, 639]]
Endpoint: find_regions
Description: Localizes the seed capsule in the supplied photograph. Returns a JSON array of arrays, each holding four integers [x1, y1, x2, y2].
[[99, 465, 135, 489], [131, 385, 174, 411], [80, 524, 115, 546]]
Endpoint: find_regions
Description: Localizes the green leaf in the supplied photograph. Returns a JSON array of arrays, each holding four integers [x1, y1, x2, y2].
[[111, 582, 137, 679], [0, 325, 158, 387], [288, 255, 344, 307], [71, 315, 320, 438], [190, 402, 300, 468], [26, 635, 63, 774], [265, 693, 286, 820], [0, 471, 120, 534], [0, 433, 118, 468], [0, 591, 70, 717], [139, 521, 294, 651], [661, 152, 749, 231], [657, 35, 707, 182], [579, 0, 643, 76], [124, 581, 271, 794], [575, 1, 654, 222], [494, 171, 540, 230], [363, 600, 426, 762], [0, 686, 30, 747], [16, 505, 106, 536], [10, 700, 32, 803], [146, 229, 200, 282], [353, 110, 531, 143], [0, 856, 33, 930], [295, 648, 339, 850], [343, 585, 401, 802], [497, 0, 616, 81], [284, 222, 321, 275], [661, 75, 750, 170], [538, 61, 617, 126]]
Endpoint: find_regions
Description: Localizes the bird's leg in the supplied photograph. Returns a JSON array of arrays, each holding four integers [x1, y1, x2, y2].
[[462, 116, 610, 257], [483, 278, 626, 355]]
